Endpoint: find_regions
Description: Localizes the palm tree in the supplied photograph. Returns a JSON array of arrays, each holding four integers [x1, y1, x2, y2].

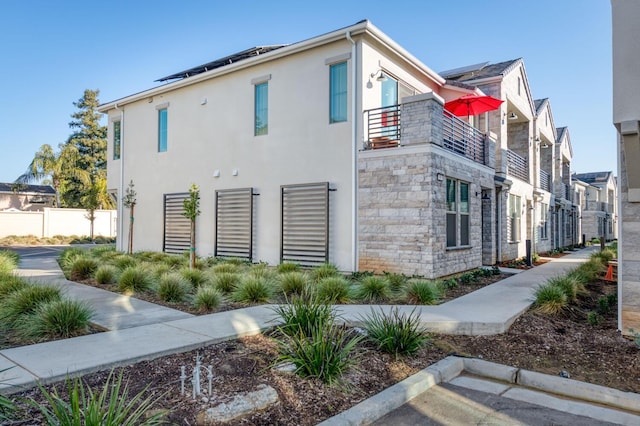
[[15, 144, 74, 207]]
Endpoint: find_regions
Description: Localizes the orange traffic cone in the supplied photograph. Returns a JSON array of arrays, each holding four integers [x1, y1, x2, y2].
[[605, 264, 614, 281]]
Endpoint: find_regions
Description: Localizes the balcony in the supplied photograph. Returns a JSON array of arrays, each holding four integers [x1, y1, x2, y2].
[[539, 169, 551, 192], [364, 105, 486, 165], [585, 200, 613, 212], [506, 150, 529, 183]]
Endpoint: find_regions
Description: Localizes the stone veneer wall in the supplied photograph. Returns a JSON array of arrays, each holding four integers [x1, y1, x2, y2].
[[358, 144, 495, 279], [619, 140, 640, 336]]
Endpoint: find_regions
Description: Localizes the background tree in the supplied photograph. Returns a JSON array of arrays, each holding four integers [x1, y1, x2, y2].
[[123, 180, 137, 254], [182, 184, 200, 269], [82, 176, 112, 241]]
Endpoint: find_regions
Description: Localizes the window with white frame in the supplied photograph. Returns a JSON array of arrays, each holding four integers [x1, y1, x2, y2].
[[540, 202, 548, 240], [509, 194, 521, 242], [446, 178, 470, 248]]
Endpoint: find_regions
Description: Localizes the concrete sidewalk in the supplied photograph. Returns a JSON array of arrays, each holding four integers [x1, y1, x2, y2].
[[0, 247, 594, 399]]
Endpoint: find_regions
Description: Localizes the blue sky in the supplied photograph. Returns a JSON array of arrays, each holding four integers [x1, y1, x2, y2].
[[0, 0, 612, 182]]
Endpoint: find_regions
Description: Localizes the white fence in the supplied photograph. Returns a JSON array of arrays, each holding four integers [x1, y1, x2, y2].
[[0, 208, 117, 238]]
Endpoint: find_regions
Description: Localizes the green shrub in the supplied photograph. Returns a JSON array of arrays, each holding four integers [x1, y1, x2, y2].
[[18, 300, 93, 339], [180, 267, 208, 288], [587, 311, 602, 326], [458, 272, 475, 285], [316, 276, 352, 303], [0, 250, 19, 274], [441, 278, 459, 290], [69, 257, 98, 281], [360, 307, 429, 356], [193, 286, 223, 312], [404, 280, 441, 305], [232, 276, 273, 303], [0, 274, 29, 298], [311, 263, 340, 282], [491, 266, 501, 275], [157, 273, 191, 302], [276, 323, 362, 384], [278, 272, 309, 297], [533, 283, 568, 314], [277, 262, 300, 273], [355, 276, 390, 302], [94, 265, 119, 285], [210, 272, 241, 293], [31, 370, 165, 426], [0, 285, 62, 327], [118, 266, 152, 293], [273, 294, 336, 337], [597, 296, 612, 314]]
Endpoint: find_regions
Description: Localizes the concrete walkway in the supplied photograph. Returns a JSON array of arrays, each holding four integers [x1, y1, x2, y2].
[[2, 245, 622, 426]]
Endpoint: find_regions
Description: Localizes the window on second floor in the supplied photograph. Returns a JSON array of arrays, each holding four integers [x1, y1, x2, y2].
[[158, 108, 168, 152], [446, 178, 470, 248], [255, 82, 268, 136], [329, 62, 347, 123], [113, 120, 121, 160]]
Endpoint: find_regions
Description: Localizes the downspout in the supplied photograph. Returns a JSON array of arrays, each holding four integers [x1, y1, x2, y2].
[[617, 133, 622, 332], [114, 103, 125, 252], [346, 31, 358, 272]]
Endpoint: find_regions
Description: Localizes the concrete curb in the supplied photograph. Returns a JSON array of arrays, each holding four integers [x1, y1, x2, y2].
[[319, 356, 640, 425], [317, 357, 463, 426]]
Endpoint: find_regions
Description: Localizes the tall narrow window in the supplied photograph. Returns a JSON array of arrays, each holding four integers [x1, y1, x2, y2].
[[255, 82, 268, 136], [446, 178, 470, 248], [329, 62, 347, 123], [158, 108, 168, 152], [509, 194, 522, 242], [113, 121, 121, 160], [540, 203, 549, 240]]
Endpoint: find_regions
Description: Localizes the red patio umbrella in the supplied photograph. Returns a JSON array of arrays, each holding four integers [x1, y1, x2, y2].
[[444, 94, 504, 117]]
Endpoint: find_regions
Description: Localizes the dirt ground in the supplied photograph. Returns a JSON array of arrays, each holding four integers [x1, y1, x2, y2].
[[10, 277, 639, 425]]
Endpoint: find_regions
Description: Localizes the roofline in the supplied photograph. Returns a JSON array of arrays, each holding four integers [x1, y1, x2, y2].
[[99, 20, 445, 112]]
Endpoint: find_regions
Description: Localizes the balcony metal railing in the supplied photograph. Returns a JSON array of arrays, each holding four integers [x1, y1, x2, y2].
[[539, 169, 551, 192], [506, 150, 529, 182], [364, 105, 401, 149], [584, 200, 613, 212], [442, 110, 485, 164]]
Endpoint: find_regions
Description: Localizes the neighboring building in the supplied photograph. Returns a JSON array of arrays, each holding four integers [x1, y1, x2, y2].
[[442, 60, 579, 260], [98, 20, 580, 278], [0, 183, 56, 211], [612, 0, 640, 336], [573, 171, 618, 243]]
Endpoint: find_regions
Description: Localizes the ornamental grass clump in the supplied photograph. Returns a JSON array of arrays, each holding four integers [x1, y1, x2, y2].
[[533, 282, 568, 314], [0, 250, 19, 274], [360, 307, 430, 357], [210, 272, 241, 294], [316, 276, 352, 303], [94, 265, 119, 285], [31, 369, 165, 426], [311, 263, 340, 282], [591, 248, 615, 265], [0, 274, 29, 298], [385, 273, 408, 293], [193, 286, 223, 312], [232, 276, 273, 303], [17, 300, 94, 340], [277, 262, 300, 273], [157, 273, 191, 302], [404, 280, 441, 305], [180, 267, 208, 288], [118, 266, 152, 293], [212, 263, 240, 274], [355, 276, 390, 303], [69, 257, 99, 281], [546, 275, 582, 303], [0, 285, 62, 328], [249, 263, 276, 281], [276, 323, 363, 385], [273, 293, 336, 338], [278, 272, 309, 297], [58, 247, 85, 271], [112, 254, 138, 271]]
